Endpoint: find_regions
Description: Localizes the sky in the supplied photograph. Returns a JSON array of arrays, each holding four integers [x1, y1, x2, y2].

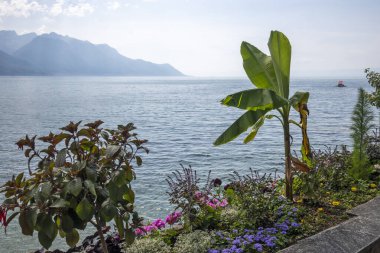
[[0, 0, 380, 77]]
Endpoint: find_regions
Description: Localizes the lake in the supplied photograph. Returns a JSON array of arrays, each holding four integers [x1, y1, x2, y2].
[[0, 76, 376, 252]]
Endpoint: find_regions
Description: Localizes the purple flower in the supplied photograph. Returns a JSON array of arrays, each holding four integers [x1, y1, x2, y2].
[[254, 243, 263, 252], [291, 222, 300, 227], [208, 250, 220, 253]]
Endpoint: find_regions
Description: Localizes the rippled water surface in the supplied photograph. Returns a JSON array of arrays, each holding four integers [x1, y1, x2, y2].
[[0, 76, 376, 252]]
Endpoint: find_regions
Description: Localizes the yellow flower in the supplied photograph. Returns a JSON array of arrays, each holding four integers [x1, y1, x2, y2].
[[332, 201, 340, 206], [351, 186, 357, 192], [296, 199, 303, 203], [317, 207, 324, 212], [301, 219, 304, 223], [370, 183, 377, 188]]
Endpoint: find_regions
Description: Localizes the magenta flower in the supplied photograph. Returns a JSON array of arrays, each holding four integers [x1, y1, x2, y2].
[[165, 211, 182, 225], [135, 228, 145, 236], [219, 199, 228, 207], [207, 201, 217, 209], [143, 224, 157, 232], [152, 218, 166, 229]]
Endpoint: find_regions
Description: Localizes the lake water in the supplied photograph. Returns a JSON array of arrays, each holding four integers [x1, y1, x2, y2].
[[0, 76, 377, 252]]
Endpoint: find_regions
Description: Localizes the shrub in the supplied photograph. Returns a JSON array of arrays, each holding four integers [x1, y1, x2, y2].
[[173, 230, 212, 253], [367, 129, 380, 165], [0, 121, 148, 253], [226, 169, 290, 229], [125, 237, 172, 253], [350, 88, 374, 179]]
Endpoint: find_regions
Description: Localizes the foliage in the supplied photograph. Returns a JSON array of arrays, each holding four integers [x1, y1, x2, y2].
[[350, 88, 374, 179], [366, 129, 380, 165], [125, 237, 172, 253], [173, 230, 212, 253], [226, 170, 291, 229], [208, 207, 301, 253], [166, 165, 218, 230], [292, 146, 353, 203], [0, 121, 148, 253], [214, 30, 312, 200], [364, 68, 380, 109]]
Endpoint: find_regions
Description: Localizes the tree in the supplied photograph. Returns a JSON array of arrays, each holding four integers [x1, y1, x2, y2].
[[365, 68, 380, 109], [214, 31, 311, 200]]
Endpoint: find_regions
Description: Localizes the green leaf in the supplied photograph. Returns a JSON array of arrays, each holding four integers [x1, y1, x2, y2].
[[106, 145, 121, 158], [221, 88, 287, 111], [126, 168, 133, 182], [100, 200, 118, 222], [55, 148, 67, 167], [35, 213, 56, 237], [15, 172, 24, 186], [84, 180, 97, 197], [38, 231, 54, 249], [214, 109, 270, 146], [268, 30, 291, 99], [66, 178, 82, 197], [51, 199, 70, 208], [66, 229, 79, 248], [75, 198, 95, 222], [108, 183, 127, 202], [241, 41, 279, 93], [113, 170, 126, 187], [39, 182, 52, 200], [289, 91, 310, 111], [136, 156, 142, 166], [61, 214, 74, 233], [125, 228, 135, 245], [19, 209, 37, 236], [114, 215, 124, 238], [243, 115, 266, 144], [122, 186, 135, 203], [85, 166, 97, 182]]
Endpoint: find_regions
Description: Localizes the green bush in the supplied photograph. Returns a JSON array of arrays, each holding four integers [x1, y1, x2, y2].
[[172, 230, 212, 253], [350, 88, 374, 179], [125, 237, 172, 253], [0, 121, 148, 252]]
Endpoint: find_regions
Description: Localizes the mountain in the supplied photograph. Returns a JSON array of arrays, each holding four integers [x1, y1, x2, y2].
[[0, 31, 184, 76], [0, 31, 37, 54], [0, 50, 40, 75]]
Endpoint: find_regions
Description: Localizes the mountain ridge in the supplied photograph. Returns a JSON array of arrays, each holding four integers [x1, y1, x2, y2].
[[0, 31, 184, 76]]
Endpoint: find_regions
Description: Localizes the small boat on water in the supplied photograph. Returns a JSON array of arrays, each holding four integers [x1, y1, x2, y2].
[[337, 80, 346, 87]]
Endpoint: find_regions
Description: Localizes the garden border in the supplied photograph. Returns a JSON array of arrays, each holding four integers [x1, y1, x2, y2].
[[279, 196, 380, 253]]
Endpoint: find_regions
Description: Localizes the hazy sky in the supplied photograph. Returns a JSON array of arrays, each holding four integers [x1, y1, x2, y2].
[[1, 0, 380, 77]]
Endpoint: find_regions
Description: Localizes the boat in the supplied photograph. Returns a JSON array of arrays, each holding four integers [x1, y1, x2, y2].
[[337, 80, 346, 87]]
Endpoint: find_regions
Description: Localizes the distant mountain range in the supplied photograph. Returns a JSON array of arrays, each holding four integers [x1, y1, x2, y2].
[[0, 30, 183, 76]]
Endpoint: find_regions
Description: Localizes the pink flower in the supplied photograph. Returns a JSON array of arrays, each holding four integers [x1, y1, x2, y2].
[[0, 207, 7, 231], [135, 228, 145, 236], [152, 218, 166, 229], [219, 199, 228, 207], [144, 224, 157, 232], [207, 201, 217, 209], [165, 211, 182, 225]]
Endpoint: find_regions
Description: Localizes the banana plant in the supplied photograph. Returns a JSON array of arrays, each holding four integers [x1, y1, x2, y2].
[[214, 31, 311, 200]]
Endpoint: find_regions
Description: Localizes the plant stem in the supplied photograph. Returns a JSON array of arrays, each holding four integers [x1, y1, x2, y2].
[[95, 215, 109, 253], [283, 114, 293, 200]]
